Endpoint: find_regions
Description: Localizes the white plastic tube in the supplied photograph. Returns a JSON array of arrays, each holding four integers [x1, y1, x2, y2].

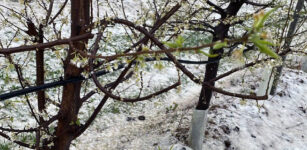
[[188, 109, 208, 150], [302, 56, 307, 73], [257, 67, 274, 96]]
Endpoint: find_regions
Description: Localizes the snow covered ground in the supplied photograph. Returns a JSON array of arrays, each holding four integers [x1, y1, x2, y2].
[[0, 0, 306, 150], [70, 66, 307, 150]]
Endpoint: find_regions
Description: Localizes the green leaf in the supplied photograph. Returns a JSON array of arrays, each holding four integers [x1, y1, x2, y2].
[[213, 41, 227, 50], [197, 50, 219, 58], [163, 36, 185, 48], [257, 40, 276, 46], [164, 42, 178, 48], [4, 74, 10, 84], [254, 7, 278, 31], [136, 55, 145, 62], [170, 145, 174, 150], [172, 103, 178, 111], [8, 63, 14, 71], [10, 117, 14, 122], [142, 46, 150, 51], [76, 119, 81, 126], [259, 7, 278, 26], [154, 62, 164, 71], [253, 40, 279, 59], [175, 36, 184, 47]]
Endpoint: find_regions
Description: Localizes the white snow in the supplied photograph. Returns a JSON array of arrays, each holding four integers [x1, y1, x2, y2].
[[0, 0, 306, 150], [68, 67, 307, 150]]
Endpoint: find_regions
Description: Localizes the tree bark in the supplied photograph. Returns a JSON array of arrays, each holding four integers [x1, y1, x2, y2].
[[37, 24, 45, 113], [36, 24, 45, 150], [197, 0, 245, 110], [190, 1, 245, 150], [54, 0, 90, 149]]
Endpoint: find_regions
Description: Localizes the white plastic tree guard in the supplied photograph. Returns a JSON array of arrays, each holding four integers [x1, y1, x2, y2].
[[188, 109, 208, 150], [302, 56, 307, 73], [257, 67, 275, 96]]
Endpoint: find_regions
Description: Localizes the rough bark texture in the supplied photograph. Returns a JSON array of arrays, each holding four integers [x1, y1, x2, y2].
[[196, 1, 245, 110], [54, 0, 90, 149], [37, 24, 45, 113], [36, 24, 45, 150]]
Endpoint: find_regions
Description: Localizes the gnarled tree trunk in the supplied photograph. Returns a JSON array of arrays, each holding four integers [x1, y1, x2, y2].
[[54, 0, 90, 149]]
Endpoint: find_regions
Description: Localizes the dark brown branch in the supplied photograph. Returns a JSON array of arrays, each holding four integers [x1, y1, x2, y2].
[[90, 31, 181, 102], [48, 0, 68, 25], [93, 75, 180, 102], [0, 131, 35, 149], [78, 71, 133, 109], [245, 1, 274, 7], [75, 60, 135, 138], [45, 0, 54, 25], [203, 82, 268, 100], [36, 24, 46, 115], [78, 35, 246, 60], [80, 91, 96, 103], [89, 1, 182, 58], [169, 20, 214, 30], [0, 10, 27, 33], [5, 55, 40, 124], [209, 58, 271, 83], [0, 126, 36, 133], [0, 115, 58, 135], [207, 0, 226, 18], [0, 33, 94, 54], [103, 18, 202, 84], [290, 50, 307, 55], [39, 115, 58, 128]]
